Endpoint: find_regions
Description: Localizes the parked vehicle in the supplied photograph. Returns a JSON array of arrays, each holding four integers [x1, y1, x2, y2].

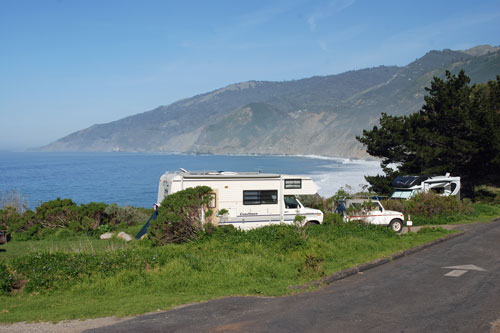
[[156, 169, 324, 230], [391, 173, 461, 200], [336, 198, 405, 233]]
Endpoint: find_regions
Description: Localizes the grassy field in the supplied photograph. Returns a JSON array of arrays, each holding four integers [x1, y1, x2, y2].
[[0, 236, 128, 261], [0, 223, 457, 323]]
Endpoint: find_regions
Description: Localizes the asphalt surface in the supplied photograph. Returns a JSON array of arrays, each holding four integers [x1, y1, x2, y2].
[[88, 220, 500, 332]]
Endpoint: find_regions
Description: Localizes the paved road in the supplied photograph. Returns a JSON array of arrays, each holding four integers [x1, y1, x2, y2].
[[88, 221, 500, 332]]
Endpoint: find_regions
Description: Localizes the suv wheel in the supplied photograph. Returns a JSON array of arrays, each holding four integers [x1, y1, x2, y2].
[[389, 219, 403, 233]]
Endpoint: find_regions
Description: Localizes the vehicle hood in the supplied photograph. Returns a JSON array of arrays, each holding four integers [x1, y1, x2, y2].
[[384, 210, 404, 217]]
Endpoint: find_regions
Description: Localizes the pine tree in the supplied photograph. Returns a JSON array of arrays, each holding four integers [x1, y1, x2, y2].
[[357, 70, 500, 197]]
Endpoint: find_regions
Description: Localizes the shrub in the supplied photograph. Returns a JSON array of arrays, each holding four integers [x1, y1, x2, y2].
[[79, 202, 108, 230], [322, 212, 343, 225], [149, 186, 213, 245], [474, 186, 500, 204], [117, 206, 150, 226], [0, 207, 22, 233], [33, 198, 80, 229], [382, 199, 405, 214], [104, 204, 150, 227], [1, 196, 154, 240], [382, 192, 474, 218], [298, 194, 325, 211], [0, 263, 14, 295]]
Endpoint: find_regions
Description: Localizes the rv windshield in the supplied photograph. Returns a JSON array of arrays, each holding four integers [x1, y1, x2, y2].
[[391, 190, 412, 199], [284, 195, 301, 209]]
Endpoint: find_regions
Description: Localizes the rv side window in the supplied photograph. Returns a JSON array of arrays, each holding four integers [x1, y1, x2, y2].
[[285, 179, 302, 189], [243, 190, 278, 205]]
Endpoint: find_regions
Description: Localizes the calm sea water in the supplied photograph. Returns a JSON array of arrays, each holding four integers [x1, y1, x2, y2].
[[0, 152, 381, 209]]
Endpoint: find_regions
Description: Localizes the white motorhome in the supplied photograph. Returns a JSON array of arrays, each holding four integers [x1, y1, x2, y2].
[[157, 169, 324, 230], [391, 173, 461, 200]]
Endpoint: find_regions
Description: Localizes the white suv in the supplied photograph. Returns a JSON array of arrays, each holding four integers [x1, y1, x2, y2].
[[336, 198, 405, 233]]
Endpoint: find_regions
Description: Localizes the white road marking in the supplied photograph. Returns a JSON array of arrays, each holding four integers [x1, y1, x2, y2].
[[442, 264, 486, 277], [443, 265, 486, 271], [445, 269, 467, 277]]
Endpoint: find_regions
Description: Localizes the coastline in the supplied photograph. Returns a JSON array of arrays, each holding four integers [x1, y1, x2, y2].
[[8, 150, 381, 164]]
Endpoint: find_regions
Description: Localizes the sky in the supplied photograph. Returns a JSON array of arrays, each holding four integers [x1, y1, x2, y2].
[[0, 0, 499, 151]]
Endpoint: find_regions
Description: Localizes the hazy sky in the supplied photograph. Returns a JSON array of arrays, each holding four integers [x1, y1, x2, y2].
[[1, 0, 499, 151]]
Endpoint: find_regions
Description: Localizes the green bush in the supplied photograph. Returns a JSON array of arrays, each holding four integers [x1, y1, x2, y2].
[[474, 186, 500, 204], [0, 207, 22, 233], [33, 198, 80, 229], [104, 204, 150, 227], [298, 194, 325, 211], [13, 224, 40, 241], [0, 197, 153, 240], [383, 192, 473, 217], [0, 263, 14, 295], [322, 212, 343, 225], [149, 186, 213, 245]]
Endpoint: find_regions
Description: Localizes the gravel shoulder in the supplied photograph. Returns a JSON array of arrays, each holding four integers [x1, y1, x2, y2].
[[0, 316, 131, 333]]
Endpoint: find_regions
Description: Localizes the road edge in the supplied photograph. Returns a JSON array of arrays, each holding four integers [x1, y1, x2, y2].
[[293, 230, 465, 289]]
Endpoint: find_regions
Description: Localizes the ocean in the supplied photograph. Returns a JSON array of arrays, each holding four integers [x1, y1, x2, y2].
[[0, 152, 382, 209]]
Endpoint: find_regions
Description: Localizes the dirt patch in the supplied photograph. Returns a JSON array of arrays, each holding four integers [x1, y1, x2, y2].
[[491, 318, 500, 333]]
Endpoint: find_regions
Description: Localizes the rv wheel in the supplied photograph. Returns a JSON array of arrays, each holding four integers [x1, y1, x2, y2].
[[389, 219, 403, 233], [304, 221, 319, 227]]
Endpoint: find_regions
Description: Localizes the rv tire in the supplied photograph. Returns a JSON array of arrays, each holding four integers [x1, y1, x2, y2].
[[389, 219, 403, 233], [305, 221, 319, 227]]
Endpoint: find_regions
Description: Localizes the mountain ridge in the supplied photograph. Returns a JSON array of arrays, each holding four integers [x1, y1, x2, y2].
[[36, 45, 500, 158]]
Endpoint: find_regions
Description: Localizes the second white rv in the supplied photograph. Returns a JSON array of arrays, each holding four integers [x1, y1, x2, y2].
[[391, 173, 461, 199], [157, 169, 324, 230]]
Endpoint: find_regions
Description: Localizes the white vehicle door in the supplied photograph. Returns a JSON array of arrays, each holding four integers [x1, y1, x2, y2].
[[349, 201, 384, 225], [364, 202, 385, 225], [284, 195, 301, 223]]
